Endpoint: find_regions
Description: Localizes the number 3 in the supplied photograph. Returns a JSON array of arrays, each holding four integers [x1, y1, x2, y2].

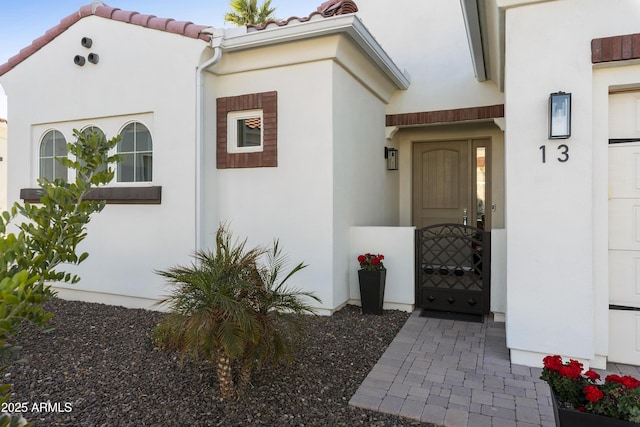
[[557, 144, 569, 162]]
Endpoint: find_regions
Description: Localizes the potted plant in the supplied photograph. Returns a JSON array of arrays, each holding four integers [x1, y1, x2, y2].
[[356, 253, 386, 315], [540, 355, 640, 426]]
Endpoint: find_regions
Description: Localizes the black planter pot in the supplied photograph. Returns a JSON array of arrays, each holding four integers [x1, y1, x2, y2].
[[550, 386, 636, 427], [358, 269, 386, 315]]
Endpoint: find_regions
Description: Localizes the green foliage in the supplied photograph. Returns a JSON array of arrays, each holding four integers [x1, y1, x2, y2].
[[542, 355, 640, 422], [0, 128, 119, 419], [154, 225, 320, 399], [224, 0, 277, 26]]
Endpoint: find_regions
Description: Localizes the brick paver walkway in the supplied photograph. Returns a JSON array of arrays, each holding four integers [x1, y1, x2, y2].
[[349, 310, 640, 426]]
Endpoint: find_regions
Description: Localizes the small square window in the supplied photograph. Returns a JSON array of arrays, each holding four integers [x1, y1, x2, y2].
[[227, 110, 263, 153], [217, 91, 277, 168]]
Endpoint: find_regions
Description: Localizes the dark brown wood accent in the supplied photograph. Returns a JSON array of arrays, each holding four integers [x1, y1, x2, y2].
[[20, 186, 162, 204], [386, 104, 504, 127]]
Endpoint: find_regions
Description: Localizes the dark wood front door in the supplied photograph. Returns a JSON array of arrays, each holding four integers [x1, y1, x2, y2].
[[413, 139, 492, 315]]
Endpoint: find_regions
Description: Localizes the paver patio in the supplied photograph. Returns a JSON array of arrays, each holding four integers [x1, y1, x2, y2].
[[349, 310, 640, 426]]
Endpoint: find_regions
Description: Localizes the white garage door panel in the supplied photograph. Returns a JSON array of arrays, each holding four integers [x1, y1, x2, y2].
[[609, 251, 640, 307], [609, 199, 640, 250], [610, 310, 640, 365], [609, 147, 640, 198], [608, 92, 640, 365]]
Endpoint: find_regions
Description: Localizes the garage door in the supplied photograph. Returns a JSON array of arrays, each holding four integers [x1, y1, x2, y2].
[[609, 91, 640, 365]]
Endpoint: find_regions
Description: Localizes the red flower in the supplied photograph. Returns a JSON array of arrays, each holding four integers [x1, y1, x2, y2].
[[607, 374, 640, 389], [584, 370, 600, 381], [559, 359, 583, 379], [357, 255, 366, 263], [577, 406, 586, 412], [543, 355, 563, 372], [371, 258, 380, 265], [584, 385, 604, 403]]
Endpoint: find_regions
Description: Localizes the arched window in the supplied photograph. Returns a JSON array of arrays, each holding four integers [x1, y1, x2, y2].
[[118, 122, 152, 182], [39, 130, 67, 181]]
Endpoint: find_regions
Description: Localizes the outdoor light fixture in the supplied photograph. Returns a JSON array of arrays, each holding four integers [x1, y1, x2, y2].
[[549, 91, 571, 139], [81, 37, 93, 48], [385, 147, 398, 170], [74, 55, 85, 66]]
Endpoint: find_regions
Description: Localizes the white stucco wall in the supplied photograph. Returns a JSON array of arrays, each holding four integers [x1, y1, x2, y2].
[[503, 0, 640, 368], [0, 17, 210, 308], [0, 120, 6, 212], [350, 226, 415, 312], [355, 0, 504, 114], [210, 60, 335, 311], [207, 31, 401, 313], [332, 62, 398, 308]]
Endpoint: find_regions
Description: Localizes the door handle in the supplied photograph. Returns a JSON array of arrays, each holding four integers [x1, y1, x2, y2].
[[462, 208, 468, 226]]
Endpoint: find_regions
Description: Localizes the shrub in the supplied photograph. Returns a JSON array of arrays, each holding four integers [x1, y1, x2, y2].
[[154, 225, 320, 399]]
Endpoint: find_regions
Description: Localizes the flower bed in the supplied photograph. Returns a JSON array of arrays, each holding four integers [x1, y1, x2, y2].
[[541, 355, 640, 423]]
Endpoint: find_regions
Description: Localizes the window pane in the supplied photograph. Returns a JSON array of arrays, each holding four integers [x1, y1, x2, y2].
[[118, 154, 134, 182], [237, 117, 261, 147], [119, 125, 135, 153], [136, 153, 152, 182], [135, 125, 152, 152], [41, 158, 53, 181], [41, 134, 54, 157], [54, 159, 68, 180], [476, 147, 486, 229], [54, 135, 67, 156]]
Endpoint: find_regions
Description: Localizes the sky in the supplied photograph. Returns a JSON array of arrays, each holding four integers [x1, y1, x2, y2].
[[0, 0, 323, 119]]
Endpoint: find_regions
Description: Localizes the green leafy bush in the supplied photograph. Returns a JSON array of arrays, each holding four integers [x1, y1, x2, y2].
[[0, 129, 119, 423]]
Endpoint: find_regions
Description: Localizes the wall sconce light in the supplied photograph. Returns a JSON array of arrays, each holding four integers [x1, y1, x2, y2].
[[549, 91, 571, 139], [74, 55, 85, 66], [384, 147, 398, 170], [81, 37, 93, 48]]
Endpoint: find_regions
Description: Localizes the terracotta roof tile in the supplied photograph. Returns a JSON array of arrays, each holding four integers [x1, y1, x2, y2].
[[0, 118, 7, 124], [130, 13, 156, 27], [0, 1, 212, 77], [148, 17, 174, 31], [248, 0, 358, 31]]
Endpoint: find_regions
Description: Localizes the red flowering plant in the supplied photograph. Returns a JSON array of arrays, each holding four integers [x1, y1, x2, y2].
[[541, 355, 640, 422], [357, 253, 385, 271]]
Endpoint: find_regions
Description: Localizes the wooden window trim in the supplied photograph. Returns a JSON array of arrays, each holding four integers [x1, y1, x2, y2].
[[20, 186, 162, 205]]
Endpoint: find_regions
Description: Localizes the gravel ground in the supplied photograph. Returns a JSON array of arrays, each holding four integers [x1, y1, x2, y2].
[[4, 298, 437, 427]]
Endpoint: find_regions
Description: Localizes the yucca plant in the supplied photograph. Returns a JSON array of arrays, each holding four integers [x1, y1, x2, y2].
[[154, 226, 320, 399]]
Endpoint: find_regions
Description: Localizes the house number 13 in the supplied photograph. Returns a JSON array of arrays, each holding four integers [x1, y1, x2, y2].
[[539, 144, 569, 163]]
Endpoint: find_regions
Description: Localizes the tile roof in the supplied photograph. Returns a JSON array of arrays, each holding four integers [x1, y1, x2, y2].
[[0, 0, 359, 77], [0, 118, 6, 124], [0, 1, 212, 77], [247, 0, 358, 31]]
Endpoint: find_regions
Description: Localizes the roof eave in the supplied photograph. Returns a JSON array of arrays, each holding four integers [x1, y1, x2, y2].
[[218, 14, 410, 90], [460, 0, 488, 82]]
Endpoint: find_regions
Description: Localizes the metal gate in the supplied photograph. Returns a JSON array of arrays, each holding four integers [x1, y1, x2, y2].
[[415, 224, 491, 315]]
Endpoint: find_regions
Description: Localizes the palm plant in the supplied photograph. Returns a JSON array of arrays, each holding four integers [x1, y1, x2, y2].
[[154, 225, 320, 399], [237, 239, 321, 387], [224, 0, 277, 26]]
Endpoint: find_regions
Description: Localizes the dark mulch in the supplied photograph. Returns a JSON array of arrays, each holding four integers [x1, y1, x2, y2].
[[4, 298, 436, 427]]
